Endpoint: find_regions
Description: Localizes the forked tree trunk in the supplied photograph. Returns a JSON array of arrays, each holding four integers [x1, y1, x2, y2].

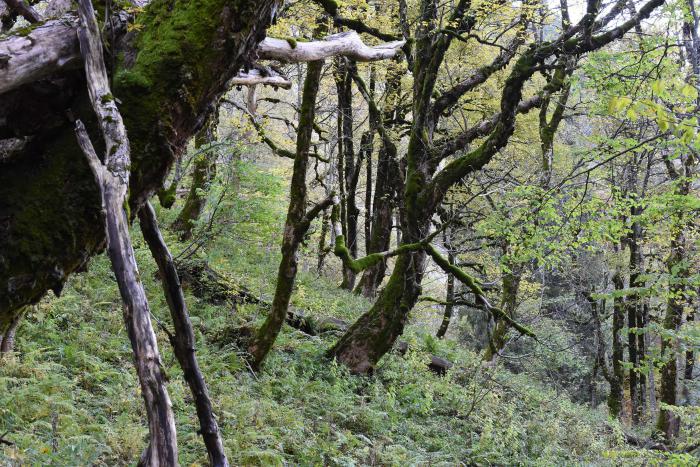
[[248, 60, 331, 369], [73, 1, 177, 463], [139, 202, 228, 467], [329, 251, 426, 373]]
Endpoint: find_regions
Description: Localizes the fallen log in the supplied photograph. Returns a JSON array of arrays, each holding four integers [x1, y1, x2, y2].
[[175, 258, 260, 307]]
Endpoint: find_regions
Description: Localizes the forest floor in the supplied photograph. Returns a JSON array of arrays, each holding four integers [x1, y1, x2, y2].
[[0, 155, 688, 466]]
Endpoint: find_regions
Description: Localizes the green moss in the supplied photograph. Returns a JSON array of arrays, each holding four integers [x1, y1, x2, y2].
[[157, 184, 177, 209], [100, 93, 115, 104], [112, 0, 238, 192], [0, 121, 104, 316], [285, 37, 298, 49], [12, 21, 45, 37]]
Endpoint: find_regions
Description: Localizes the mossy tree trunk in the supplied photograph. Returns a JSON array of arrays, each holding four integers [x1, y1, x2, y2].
[[436, 223, 456, 339], [657, 173, 692, 441], [609, 267, 626, 418], [335, 58, 359, 290], [172, 115, 219, 240], [357, 62, 402, 298], [436, 252, 455, 339], [248, 60, 333, 369], [0, 0, 279, 319], [484, 262, 521, 361], [589, 287, 623, 418], [627, 207, 644, 423]]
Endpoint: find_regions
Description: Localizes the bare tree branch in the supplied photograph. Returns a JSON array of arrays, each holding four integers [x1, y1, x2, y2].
[[258, 32, 405, 62]]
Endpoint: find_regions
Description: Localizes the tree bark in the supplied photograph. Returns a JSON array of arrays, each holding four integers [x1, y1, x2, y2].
[[248, 60, 330, 369], [258, 32, 404, 62], [329, 251, 426, 373], [138, 202, 228, 467], [657, 227, 687, 441], [0, 306, 25, 353], [436, 225, 455, 339], [610, 268, 626, 418], [436, 253, 455, 339], [357, 62, 402, 298], [627, 215, 643, 424], [172, 116, 219, 240], [73, 1, 177, 463], [484, 263, 521, 361], [335, 58, 359, 291]]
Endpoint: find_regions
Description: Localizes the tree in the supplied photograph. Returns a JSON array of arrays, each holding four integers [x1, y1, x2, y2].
[[326, 0, 665, 373]]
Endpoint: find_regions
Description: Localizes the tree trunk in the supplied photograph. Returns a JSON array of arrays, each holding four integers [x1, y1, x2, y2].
[[627, 214, 645, 423], [657, 231, 686, 441], [138, 202, 228, 467], [73, 2, 178, 462], [609, 268, 626, 418], [484, 263, 521, 361], [436, 256, 455, 339], [436, 227, 456, 339], [0, 306, 25, 353], [172, 116, 219, 241], [317, 208, 331, 274], [357, 63, 401, 298], [336, 58, 358, 291], [328, 251, 426, 373], [686, 308, 695, 381], [248, 60, 326, 369]]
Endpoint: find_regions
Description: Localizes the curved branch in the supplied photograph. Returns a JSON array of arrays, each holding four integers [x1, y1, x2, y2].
[[424, 244, 536, 339], [258, 32, 405, 62], [331, 204, 425, 273], [431, 36, 524, 118], [311, 0, 401, 42], [5, 0, 41, 24]]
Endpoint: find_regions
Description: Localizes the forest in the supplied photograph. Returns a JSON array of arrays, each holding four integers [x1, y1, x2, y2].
[[0, 0, 698, 464]]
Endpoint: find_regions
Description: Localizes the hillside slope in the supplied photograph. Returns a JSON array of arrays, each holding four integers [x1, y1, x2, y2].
[[0, 155, 681, 466]]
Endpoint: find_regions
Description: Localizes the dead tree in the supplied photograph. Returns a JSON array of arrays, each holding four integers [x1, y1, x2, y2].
[[72, 0, 177, 463], [139, 202, 228, 466]]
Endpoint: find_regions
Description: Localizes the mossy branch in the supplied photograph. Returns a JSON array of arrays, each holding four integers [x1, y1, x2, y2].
[[330, 205, 425, 273], [424, 244, 536, 339]]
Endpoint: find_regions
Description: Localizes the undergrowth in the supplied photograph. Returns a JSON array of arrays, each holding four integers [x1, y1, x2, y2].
[[0, 154, 680, 466]]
